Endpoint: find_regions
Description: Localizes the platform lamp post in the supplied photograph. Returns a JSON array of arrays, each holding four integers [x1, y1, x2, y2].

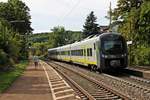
[[10, 20, 25, 23]]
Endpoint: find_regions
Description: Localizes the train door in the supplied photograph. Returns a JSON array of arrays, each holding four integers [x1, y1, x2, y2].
[[95, 41, 100, 69], [83, 47, 86, 64], [69, 45, 71, 61], [86, 46, 93, 64], [84, 45, 89, 65]]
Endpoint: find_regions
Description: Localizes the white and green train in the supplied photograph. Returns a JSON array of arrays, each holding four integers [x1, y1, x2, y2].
[[48, 32, 128, 71]]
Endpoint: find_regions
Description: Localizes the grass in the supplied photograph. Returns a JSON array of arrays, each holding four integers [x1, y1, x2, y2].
[[0, 60, 28, 93]]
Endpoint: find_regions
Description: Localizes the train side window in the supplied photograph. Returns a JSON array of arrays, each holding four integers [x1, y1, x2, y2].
[[94, 43, 96, 50], [81, 49, 83, 56], [90, 48, 92, 56], [87, 48, 92, 56], [87, 49, 89, 56], [79, 49, 83, 56], [84, 49, 86, 56], [68, 51, 69, 55]]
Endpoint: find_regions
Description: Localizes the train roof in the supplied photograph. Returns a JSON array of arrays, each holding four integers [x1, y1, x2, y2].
[[48, 32, 121, 51], [99, 32, 121, 38], [70, 32, 121, 45]]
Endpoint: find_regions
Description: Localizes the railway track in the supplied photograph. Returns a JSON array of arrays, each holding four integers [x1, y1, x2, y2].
[[40, 61, 80, 100], [47, 62, 95, 100], [52, 61, 150, 100], [128, 75, 150, 84], [105, 69, 150, 89], [114, 72, 150, 88], [129, 66, 150, 71], [47, 61, 130, 100]]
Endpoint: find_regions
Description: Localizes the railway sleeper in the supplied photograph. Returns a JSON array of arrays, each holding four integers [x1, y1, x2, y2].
[[95, 96, 120, 100], [51, 81, 64, 85], [53, 86, 71, 93], [56, 94, 76, 100], [52, 84, 67, 88], [91, 92, 114, 96], [55, 89, 75, 97]]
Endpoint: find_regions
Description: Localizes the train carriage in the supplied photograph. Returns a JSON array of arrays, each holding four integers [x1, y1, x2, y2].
[[48, 32, 128, 71]]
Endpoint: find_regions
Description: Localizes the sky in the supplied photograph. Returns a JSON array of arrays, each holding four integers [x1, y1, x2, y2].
[[0, 0, 118, 33]]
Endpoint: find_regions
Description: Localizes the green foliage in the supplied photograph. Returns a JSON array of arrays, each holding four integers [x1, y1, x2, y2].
[[83, 11, 99, 37], [30, 33, 49, 43], [138, 1, 150, 44], [112, 0, 150, 66], [0, 0, 33, 34], [49, 26, 83, 48], [65, 31, 83, 44], [32, 42, 49, 56], [0, 0, 33, 60], [131, 46, 150, 65], [29, 33, 51, 56], [49, 26, 67, 47], [0, 19, 21, 70], [29, 27, 83, 57]]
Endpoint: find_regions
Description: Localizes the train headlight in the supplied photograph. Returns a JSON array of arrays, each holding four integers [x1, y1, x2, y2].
[[124, 53, 127, 56], [102, 54, 105, 58], [104, 55, 108, 58], [102, 54, 108, 58], [121, 53, 127, 57]]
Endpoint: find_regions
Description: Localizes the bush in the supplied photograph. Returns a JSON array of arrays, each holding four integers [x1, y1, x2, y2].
[[131, 46, 150, 66], [0, 49, 14, 71]]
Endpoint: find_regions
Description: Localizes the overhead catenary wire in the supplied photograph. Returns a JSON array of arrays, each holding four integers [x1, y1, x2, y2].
[[57, 0, 81, 25]]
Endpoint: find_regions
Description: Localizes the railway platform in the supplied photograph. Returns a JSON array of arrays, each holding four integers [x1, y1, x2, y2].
[[127, 66, 150, 79], [0, 61, 79, 100]]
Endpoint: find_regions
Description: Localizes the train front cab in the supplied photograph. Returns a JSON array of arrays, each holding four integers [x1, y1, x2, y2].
[[99, 33, 128, 71]]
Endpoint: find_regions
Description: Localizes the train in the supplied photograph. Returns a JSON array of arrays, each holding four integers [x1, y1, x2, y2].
[[48, 32, 128, 71]]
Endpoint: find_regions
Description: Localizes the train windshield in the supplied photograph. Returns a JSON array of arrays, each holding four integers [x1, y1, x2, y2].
[[101, 34, 125, 54], [103, 41, 123, 54]]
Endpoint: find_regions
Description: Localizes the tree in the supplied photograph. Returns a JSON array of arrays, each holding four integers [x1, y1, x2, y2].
[[49, 26, 66, 47], [0, 0, 33, 34], [112, 0, 142, 21], [0, 18, 21, 70], [65, 31, 83, 44], [48, 26, 83, 48], [138, 0, 150, 45], [112, 0, 150, 66], [0, 0, 33, 60], [83, 11, 99, 37]]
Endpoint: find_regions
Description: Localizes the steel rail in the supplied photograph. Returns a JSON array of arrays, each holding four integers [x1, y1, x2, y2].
[[49, 61, 131, 100], [47, 62, 95, 100]]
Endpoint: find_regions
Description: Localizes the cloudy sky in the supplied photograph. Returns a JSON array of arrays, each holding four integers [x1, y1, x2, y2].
[[0, 0, 118, 33]]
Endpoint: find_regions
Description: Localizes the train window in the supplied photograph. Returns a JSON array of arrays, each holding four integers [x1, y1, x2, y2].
[[81, 49, 83, 56], [87, 49, 89, 56], [90, 48, 92, 56], [71, 50, 74, 56], [70, 49, 83, 56], [79, 49, 83, 56], [87, 48, 92, 56], [84, 49, 86, 56], [67, 51, 69, 55], [94, 43, 96, 50]]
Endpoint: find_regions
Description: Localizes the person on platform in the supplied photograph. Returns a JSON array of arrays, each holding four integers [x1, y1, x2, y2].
[[33, 56, 39, 69]]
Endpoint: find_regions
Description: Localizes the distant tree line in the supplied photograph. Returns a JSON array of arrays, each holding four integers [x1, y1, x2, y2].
[[28, 33, 50, 57], [29, 27, 82, 57]]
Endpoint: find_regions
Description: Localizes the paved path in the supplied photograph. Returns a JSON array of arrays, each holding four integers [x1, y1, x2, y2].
[[0, 62, 53, 100]]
